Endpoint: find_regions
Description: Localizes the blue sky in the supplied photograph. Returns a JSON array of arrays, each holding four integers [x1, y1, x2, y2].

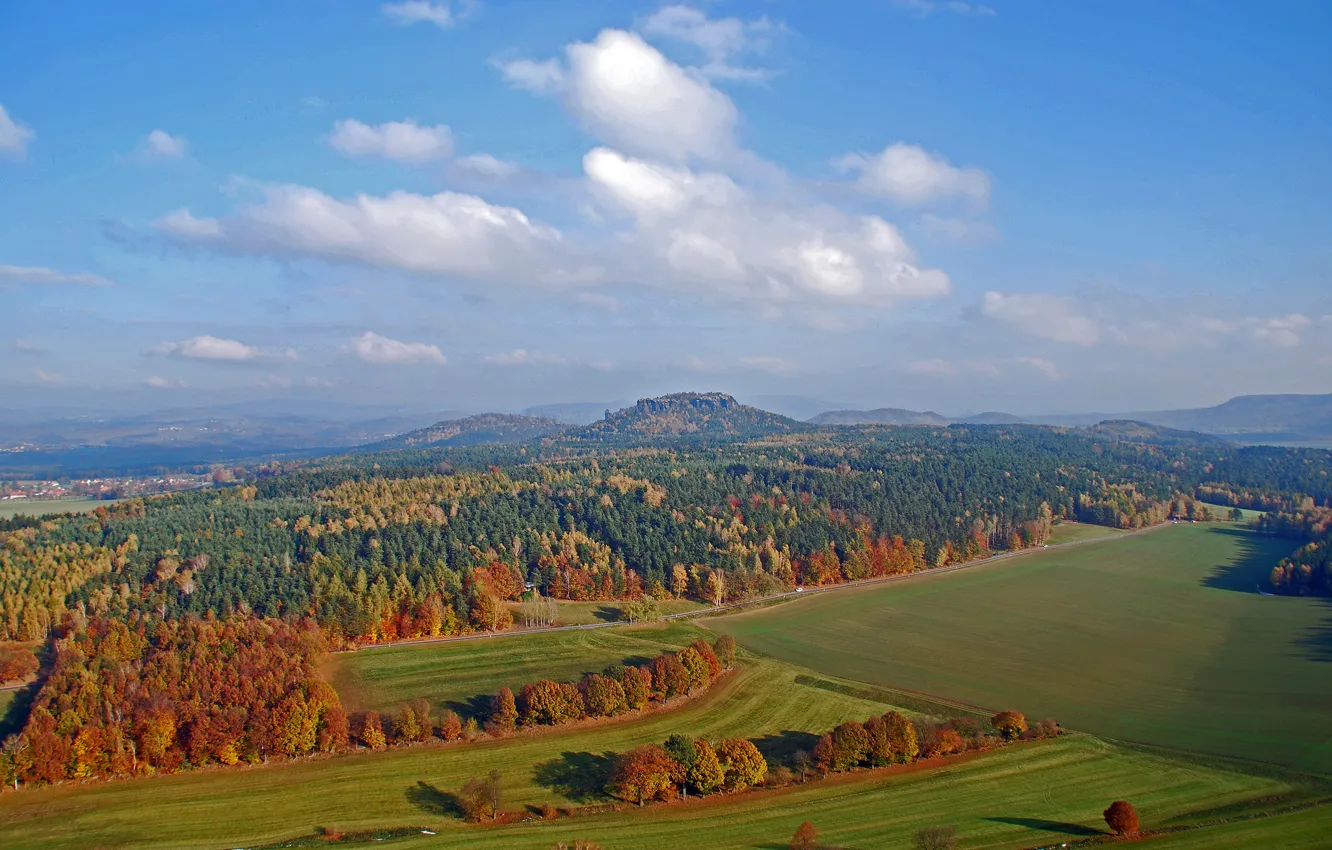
[[2, 0, 1330, 417]]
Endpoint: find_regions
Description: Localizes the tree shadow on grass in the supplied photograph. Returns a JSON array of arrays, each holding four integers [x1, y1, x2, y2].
[[751, 730, 821, 768], [1294, 600, 1332, 664], [593, 605, 622, 623], [986, 817, 1103, 836], [1200, 526, 1291, 594], [406, 781, 463, 818], [442, 693, 495, 722], [533, 751, 616, 802]]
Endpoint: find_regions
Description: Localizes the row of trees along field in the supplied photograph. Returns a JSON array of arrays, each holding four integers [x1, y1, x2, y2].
[[1, 427, 1330, 643], [1258, 505, 1332, 595]]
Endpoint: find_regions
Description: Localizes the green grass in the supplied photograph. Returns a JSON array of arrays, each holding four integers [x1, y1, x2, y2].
[[1049, 521, 1130, 544], [1142, 803, 1332, 848], [0, 498, 118, 519], [503, 598, 708, 627], [711, 524, 1332, 774], [0, 728, 1305, 850], [328, 620, 711, 715]]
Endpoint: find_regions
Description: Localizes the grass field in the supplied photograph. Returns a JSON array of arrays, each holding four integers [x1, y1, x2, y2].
[[712, 523, 1332, 774], [0, 658, 1312, 850], [1049, 521, 1130, 544], [503, 598, 707, 628], [0, 498, 118, 519], [328, 620, 711, 715]]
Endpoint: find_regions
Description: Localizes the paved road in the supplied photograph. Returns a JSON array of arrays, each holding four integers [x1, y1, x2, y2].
[[350, 521, 1175, 654]]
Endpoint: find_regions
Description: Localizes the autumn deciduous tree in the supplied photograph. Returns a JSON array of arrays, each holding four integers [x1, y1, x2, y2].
[[677, 647, 711, 692], [790, 820, 820, 850], [649, 653, 691, 701], [459, 770, 503, 821], [883, 711, 920, 763], [991, 711, 1027, 741], [581, 674, 627, 717], [716, 738, 767, 791], [439, 710, 463, 741], [1103, 800, 1139, 836], [492, 687, 518, 731], [690, 639, 723, 679], [663, 734, 697, 795], [605, 665, 651, 710], [689, 739, 725, 795], [360, 711, 387, 749], [608, 745, 682, 805], [713, 634, 737, 669]]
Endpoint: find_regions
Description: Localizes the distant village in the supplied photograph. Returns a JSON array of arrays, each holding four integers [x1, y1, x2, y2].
[[0, 472, 212, 504]]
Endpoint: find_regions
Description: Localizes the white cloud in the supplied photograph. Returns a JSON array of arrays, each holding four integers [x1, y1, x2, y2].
[[157, 184, 577, 283], [1247, 314, 1311, 349], [584, 147, 950, 307], [0, 104, 34, 158], [483, 348, 566, 366], [156, 208, 222, 239], [382, 1, 463, 28], [156, 335, 267, 361], [639, 5, 779, 82], [915, 213, 998, 244], [495, 58, 566, 94], [33, 368, 63, 385], [837, 143, 990, 206], [982, 291, 1101, 345], [1015, 356, 1061, 380], [565, 29, 738, 161], [139, 129, 188, 159], [329, 119, 453, 163], [451, 153, 521, 179], [300, 96, 327, 108], [0, 264, 114, 287], [13, 339, 46, 354], [145, 375, 187, 389], [346, 331, 446, 365], [903, 358, 959, 377]]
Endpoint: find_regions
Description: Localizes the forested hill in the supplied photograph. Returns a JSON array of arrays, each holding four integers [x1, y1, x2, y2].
[[1077, 420, 1230, 447], [559, 392, 809, 445], [362, 413, 566, 451]]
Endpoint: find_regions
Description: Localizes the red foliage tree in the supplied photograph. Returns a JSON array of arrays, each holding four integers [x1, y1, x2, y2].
[[1103, 801, 1139, 836], [608, 745, 682, 805], [790, 821, 820, 850]]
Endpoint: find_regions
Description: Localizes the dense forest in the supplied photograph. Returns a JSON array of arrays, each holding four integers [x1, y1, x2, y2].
[[3, 394, 1332, 789], [5, 398, 1332, 648]]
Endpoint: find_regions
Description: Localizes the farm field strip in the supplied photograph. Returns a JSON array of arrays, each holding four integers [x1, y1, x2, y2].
[[711, 523, 1332, 774]]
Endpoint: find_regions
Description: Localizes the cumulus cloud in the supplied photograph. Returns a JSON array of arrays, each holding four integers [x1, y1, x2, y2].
[[903, 358, 959, 377], [346, 331, 446, 365], [382, 1, 463, 28], [138, 129, 188, 159], [155, 335, 271, 361], [13, 339, 47, 354], [639, 4, 780, 81], [0, 104, 34, 158], [483, 348, 566, 366], [145, 375, 187, 389], [495, 58, 566, 94], [584, 147, 950, 306], [0, 264, 114, 286], [503, 30, 738, 161], [156, 184, 579, 283], [1247, 314, 1311, 349], [982, 291, 1101, 345], [156, 208, 223, 239], [329, 119, 452, 163], [837, 143, 990, 206], [451, 153, 521, 179]]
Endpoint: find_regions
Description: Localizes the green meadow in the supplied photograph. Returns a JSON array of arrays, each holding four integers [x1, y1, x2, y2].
[[711, 523, 1332, 774]]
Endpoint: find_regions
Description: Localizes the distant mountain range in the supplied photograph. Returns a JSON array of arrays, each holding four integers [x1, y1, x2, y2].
[[808, 393, 1332, 444]]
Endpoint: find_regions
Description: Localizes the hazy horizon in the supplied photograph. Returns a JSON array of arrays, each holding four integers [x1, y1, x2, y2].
[[3, 1, 1330, 418]]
